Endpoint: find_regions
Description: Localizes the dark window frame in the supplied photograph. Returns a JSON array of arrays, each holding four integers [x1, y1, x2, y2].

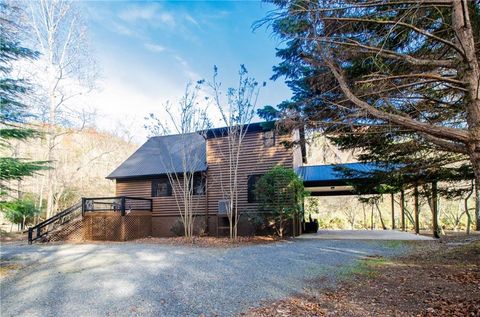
[[151, 178, 172, 197], [247, 174, 264, 203], [192, 174, 206, 196], [263, 130, 275, 147]]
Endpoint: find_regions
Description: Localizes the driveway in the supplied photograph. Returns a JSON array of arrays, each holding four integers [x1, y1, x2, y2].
[[0, 239, 413, 317], [299, 229, 434, 240]]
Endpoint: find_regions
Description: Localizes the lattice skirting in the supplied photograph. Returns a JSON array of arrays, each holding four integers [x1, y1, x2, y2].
[[46, 212, 152, 242]]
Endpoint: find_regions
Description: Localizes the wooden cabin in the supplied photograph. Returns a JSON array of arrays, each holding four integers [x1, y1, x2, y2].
[[28, 122, 390, 243], [106, 122, 305, 237]]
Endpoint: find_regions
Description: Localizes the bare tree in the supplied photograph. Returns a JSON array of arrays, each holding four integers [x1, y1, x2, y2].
[[145, 84, 210, 238], [208, 65, 262, 240], [22, 0, 97, 217], [342, 204, 357, 229]]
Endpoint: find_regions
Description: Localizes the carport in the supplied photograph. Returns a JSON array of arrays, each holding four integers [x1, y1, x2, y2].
[[298, 229, 434, 240], [296, 163, 439, 238]]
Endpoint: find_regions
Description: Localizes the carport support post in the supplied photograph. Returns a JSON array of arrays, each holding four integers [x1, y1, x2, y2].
[[414, 185, 420, 234], [400, 190, 406, 231], [390, 193, 395, 230]]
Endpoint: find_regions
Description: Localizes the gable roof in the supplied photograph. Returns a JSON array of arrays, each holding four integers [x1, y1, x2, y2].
[[106, 132, 207, 180], [205, 121, 275, 138]]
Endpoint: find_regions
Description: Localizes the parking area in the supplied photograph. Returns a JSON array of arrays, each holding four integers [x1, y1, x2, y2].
[[299, 229, 434, 240], [0, 238, 417, 317]]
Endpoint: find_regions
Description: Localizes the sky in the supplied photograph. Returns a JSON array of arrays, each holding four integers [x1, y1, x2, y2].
[[84, 0, 292, 143]]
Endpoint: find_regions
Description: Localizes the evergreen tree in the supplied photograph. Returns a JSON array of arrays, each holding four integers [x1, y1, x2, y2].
[[0, 2, 47, 196], [258, 0, 480, 230], [255, 166, 306, 237]]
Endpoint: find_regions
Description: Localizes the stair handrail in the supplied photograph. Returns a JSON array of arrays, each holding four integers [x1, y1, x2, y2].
[[28, 201, 82, 243]]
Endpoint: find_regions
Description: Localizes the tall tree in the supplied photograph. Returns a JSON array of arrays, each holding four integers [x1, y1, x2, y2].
[[22, 0, 97, 217], [145, 84, 210, 238], [259, 0, 480, 230], [208, 65, 262, 240], [0, 2, 47, 197]]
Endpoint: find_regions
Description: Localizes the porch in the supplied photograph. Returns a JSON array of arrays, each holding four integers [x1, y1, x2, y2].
[[28, 196, 153, 243]]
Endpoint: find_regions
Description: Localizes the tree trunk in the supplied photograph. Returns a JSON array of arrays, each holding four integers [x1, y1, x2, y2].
[[474, 176, 480, 231], [370, 204, 374, 230], [45, 122, 56, 219], [414, 185, 420, 234], [431, 182, 440, 239], [400, 190, 406, 231], [362, 203, 367, 229], [391, 193, 395, 229], [452, 1, 480, 231], [465, 181, 474, 235], [279, 213, 284, 237], [375, 201, 386, 230]]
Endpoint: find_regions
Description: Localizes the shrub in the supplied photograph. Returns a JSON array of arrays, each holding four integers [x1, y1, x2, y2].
[[170, 219, 185, 236], [255, 165, 307, 237], [1, 198, 39, 230]]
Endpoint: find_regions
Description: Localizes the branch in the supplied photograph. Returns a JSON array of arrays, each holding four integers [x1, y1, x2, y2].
[[325, 58, 469, 144], [420, 133, 468, 154], [316, 38, 456, 68], [355, 73, 465, 86], [322, 17, 465, 58]]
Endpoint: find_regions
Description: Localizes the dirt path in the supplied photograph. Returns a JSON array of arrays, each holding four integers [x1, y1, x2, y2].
[[244, 235, 480, 317]]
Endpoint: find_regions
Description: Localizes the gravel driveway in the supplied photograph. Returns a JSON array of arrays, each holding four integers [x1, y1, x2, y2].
[[0, 239, 409, 317]]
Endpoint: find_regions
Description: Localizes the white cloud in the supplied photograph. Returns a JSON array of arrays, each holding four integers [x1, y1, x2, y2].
[[184, 13, 200, 28], [117, 4, 175, 29], [118, 4, 159, 22], [92, 78, 183, 143], [144, 43, 166, 53], [159, 13, 175, 28], [111, 22, 134, 36], [174, 55, 200, 81]]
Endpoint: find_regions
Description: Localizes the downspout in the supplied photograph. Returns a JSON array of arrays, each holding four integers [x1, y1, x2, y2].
[[205, 170, 209, 235]]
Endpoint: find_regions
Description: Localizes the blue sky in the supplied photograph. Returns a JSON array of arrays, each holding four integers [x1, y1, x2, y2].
[[85, 1, 291, 142]]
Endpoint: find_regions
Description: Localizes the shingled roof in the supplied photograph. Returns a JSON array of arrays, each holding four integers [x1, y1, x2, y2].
[[106, 132, 207, 180]]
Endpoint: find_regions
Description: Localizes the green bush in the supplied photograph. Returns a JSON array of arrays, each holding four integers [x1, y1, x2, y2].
[[1, 198, 39, 230], [255, 165, 307, 237]]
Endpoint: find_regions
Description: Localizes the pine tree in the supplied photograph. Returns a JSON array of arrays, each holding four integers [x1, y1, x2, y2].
[[258, 0, 480, 230], [0, 2, 47, 196]]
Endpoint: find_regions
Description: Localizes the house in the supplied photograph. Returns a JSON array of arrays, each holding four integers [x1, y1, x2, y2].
[[27, 122, 393, 242], [106, 122, 306, 237]]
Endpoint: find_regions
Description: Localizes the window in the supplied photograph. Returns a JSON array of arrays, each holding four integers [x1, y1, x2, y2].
[[151, 178, 172, 197], [263, 130, 275, 147], [192, 175, 205, 196], [247, 174, 263, 203]]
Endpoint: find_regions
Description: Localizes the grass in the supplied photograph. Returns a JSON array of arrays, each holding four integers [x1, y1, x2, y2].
[[381, 240, 405, 249], [338, 256, 389, 279]]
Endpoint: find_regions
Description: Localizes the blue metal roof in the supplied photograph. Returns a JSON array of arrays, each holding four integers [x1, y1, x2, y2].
[[296, 163, 384, 183]]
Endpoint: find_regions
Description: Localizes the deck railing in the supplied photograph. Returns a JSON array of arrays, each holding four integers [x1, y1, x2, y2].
[[28, 201, 83, 243], [82, 196, 153, 216], [28, 196, 153, 243]]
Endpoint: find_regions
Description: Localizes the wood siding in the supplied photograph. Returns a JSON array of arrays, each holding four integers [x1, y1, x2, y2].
[[116, 178, 207, 217], [206, 130, 294, 216], [114, 129, 295, 236]]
